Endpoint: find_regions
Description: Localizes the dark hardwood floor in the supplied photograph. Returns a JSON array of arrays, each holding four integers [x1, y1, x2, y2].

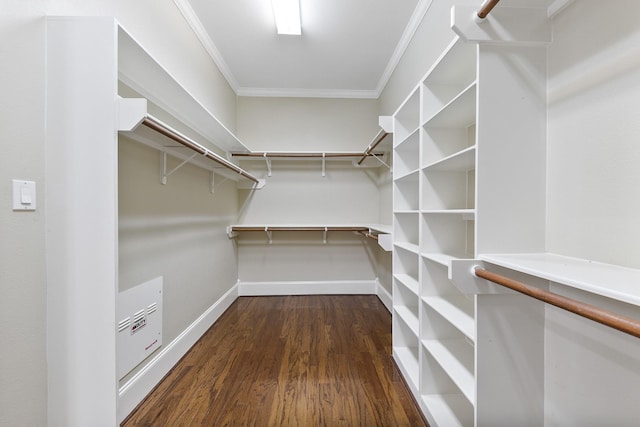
[[122, 295, 428, 426]]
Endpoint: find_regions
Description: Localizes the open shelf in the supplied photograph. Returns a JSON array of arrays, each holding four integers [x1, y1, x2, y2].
[[394, 211, 419, 248], [395, 90, 421, 144], [395, 273, 419, 296], [422, 394, 474, 427], [422, 339, 474, 404], [421, 214, 475, 260], [394, 173, 419, 211], [394, 346, 420, 394], [423, 83, 476, 129], [394, 129, 420, 177], [479, 253, 640, 307], [422, 296, 475, 342], [424, 146, 475, 172]]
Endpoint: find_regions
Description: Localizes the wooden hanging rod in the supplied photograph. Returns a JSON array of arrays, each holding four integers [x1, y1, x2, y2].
[[230, 226, 371, 232], [357, 130, 390, 165], [141, 115, 260, 185], [230, 152, 384, 159], [477, 0, 501, 19], [475, 268, 640, 339]]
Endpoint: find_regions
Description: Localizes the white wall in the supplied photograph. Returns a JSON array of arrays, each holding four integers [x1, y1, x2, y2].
[[118, 137, 239, 358], [0, 1, 238, 425], [235, 97, 386, 285], [545, 2, 640, 424], [547, 0, 640, 269], [378, 0, 456, 116]]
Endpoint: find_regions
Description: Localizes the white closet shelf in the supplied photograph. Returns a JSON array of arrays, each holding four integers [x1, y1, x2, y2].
[[422, 394, 474, 427], [422, 338, 475, 404], [422, 209, 475, 220], [423, 146, 476, 172], [422, 252, 474, 268], [422, 296, 475, 341], [479, 253, 640, 306], [395, 305, 420, 336], [227, 224, 392, 250], [422, 82, 477, 128], [394, 242, 420, 255], [117, 26, 249, 153], [394, 274, 419, 296]]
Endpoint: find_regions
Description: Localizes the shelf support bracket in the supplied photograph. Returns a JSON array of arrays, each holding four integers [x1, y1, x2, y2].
[[161, 151, 198, 185], [264, 153, 272, 177], [265, 227, 273, 245], [323, 227, 328, 244], [322, 152, 326, 178]]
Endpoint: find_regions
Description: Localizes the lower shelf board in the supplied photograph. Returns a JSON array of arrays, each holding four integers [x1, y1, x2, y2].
[[422, 296, 475, 342], [422, 339, 475, 404], [422, 393, 474, 427]]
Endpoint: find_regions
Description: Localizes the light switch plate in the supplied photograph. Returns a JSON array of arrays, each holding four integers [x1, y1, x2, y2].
[[12, 179, 36, 211]]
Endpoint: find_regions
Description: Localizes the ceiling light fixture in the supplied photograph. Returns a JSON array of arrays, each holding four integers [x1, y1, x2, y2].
[[271, 0, 301, 35]]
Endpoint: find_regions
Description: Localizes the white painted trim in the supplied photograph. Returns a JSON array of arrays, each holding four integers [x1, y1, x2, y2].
[[172, 0, 240, 92], [117, 284, 239, 423], [173, 0, 433, 100], [236, 87, 379, 99], [376, 279, 393, 313], [238, 280, 378, 296], [375, 0, 434, 97]]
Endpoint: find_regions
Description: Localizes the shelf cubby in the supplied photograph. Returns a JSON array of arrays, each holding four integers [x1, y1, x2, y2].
[[422, 83, 476, 129], [394, 211, 419, 248], [422, 393, 474, 427], [422, 169, 475, 211], [394, 244, 419, 281], [393, 315, 420, 393], [421, 38, 477, 125], [393, 172, 419, 211], [394, 129, 420, 177], [421, 213, 475, 262], [394, 90, 421, 144], [421, 259, 475, 341], [394, 273, 419, 297], [422, 125, 475, 168]]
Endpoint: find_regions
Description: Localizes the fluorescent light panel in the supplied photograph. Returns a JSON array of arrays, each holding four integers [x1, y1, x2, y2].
[[271, 0, 301, 35]]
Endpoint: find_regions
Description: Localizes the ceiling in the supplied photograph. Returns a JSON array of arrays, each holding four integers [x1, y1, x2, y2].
[[174, 0, 561, 99], [175, 0, 426, 98]]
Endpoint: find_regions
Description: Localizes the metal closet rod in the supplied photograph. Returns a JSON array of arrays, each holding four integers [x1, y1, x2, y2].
[[477, 0, 501, 19], [357, 130, 390, 165], [474, 268, 640, 339], [141, 115, 260, 185], [230, 152, 384, 159]]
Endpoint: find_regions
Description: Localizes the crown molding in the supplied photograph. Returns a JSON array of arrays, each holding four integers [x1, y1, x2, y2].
[[173, 0, 240, 91], [174, 0, 430, 99], [236, 86, 379, 99], [374, 0, 433, 97]]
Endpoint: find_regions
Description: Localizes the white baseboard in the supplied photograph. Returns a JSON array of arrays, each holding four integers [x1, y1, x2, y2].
[[117, 284, 239, 423], [237, 279, 378, 296], [376, 279, 393, 313]]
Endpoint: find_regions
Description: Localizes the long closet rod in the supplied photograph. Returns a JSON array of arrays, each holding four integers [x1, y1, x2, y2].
[[230, 225, 371, 232], [141, 115, 260, 185], [477, 0, 501, 19], [357, 129, 390, 165], [230, 152, 384, 159], [474, 268, 640, 339]]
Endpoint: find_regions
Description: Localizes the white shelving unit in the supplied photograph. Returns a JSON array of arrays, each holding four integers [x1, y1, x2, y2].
[[391, 13, 551, 423]]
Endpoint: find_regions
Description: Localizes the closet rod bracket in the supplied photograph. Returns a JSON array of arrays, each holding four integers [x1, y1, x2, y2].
[[161, 151, 198, 185]]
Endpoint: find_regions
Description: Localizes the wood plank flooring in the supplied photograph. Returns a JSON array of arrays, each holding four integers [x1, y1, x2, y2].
[[122, 295, 428, 426]]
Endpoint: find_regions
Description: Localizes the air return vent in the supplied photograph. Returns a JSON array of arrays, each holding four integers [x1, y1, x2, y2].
[[116, 277, 163, 380]]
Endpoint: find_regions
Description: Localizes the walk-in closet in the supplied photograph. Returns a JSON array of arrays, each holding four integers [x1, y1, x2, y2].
[[2, 1, 639, 426]]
